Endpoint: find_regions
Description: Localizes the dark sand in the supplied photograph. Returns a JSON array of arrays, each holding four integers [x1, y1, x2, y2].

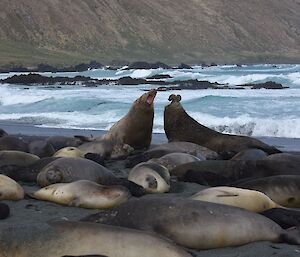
[[1, 122, 300, 256]]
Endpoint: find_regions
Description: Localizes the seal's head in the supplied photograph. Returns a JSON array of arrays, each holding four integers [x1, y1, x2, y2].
[[136, 89, 157, 108], [37, 164, 63, 187], [168, 94, 182, 102]]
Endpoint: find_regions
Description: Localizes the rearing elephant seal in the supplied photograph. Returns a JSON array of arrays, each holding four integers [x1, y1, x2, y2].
[[101, 89, 157, 150], [164, 94, 281, 157], [82, 197, 300, 250], [0, 221, 191, 257]]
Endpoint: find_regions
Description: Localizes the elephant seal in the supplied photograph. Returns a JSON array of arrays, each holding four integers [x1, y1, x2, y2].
[[260, 208, 300, 229], [0, 203, 10, 219], [82, 197, 300, 250], [231, 149, 268, 161], [171, 159, 300, 182], [47, 136, 82, 151], [37, 157, 144, 197], [264, 153, 300, 162], [0, 136, 28, 152], [54, 147, 85, 158], [126, 141, 219, 167], [183, 170, 230, 186], [28, 140, 55, 158], [32, 180, 130, 209], [149, 152, 203, 171], [37, 157, 116, 187], [0, 129, 7, 137], [101, 89, 157, 150], [0, 175, 24, 200], [164, 94, 281, 157], [128, 162, 170, 193], [0, 221, 191, 257], [0, 150, 40, 167], [190, 186, 279, 212], [78, 141, 133, 160], [235, 175, 300, 208]]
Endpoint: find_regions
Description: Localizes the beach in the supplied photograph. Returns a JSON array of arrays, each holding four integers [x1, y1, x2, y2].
[[1, 122, 300, 256]]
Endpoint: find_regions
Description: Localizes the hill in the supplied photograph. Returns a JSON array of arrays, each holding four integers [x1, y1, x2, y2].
[[0, 0, 299, 67]]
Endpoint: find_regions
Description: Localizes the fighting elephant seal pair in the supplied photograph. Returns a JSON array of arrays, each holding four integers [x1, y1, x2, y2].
[[82, 197, 300, 250], [164, 94, 281, 157], [0, 221, 191, 257]]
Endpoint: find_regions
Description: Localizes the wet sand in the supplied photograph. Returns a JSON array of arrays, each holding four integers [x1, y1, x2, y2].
[[1, 122, 300, 256]]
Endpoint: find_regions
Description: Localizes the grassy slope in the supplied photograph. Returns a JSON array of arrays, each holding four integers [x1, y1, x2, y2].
[[0, 0, 299, 67]]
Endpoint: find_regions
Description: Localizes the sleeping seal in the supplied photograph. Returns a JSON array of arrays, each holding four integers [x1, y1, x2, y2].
[[128, 162, 170, 193], [32, 180, 130, 209], [164, 94, 281, 158], [0, 221, 191, 257], [0, 175, 24, 200], [82, 197, 300, 250], [190, 186, 279, 212]]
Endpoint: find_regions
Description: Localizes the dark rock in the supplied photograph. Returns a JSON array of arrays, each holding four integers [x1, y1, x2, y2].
[[127, 61, 171, 70], [117, 76, 148, 85], [37, 64, 58, 72], [177, 63, 192, 69], [146, 74, 172, 80], [169, 79, 220, 89], [209, 62, 218, 67], [237, 81, 288, 89]]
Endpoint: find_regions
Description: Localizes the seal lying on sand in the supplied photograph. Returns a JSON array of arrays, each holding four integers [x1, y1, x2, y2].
[[32, 180, 130, 209], [126, 141, 219, 167], [171, 159, 300, 182], [0, 174, 24, 200], [47, 136, 82, 151], [82, 197, 300, 250], [101, 89, 157, 150], [190, 186, 279, 212], [128, 162, 170, 193], [37, 157, 145, 197], [0, 136, 29, 152], [164, 94, 281, 157], [28, 140, 55, 158], [235, 175, 300, 208], [231, 149, 268, 161], [0, 221, 191, 257]]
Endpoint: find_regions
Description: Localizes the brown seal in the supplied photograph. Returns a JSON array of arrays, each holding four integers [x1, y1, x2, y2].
[[164, 94, 281, 157], [101, 89, 157, 150]]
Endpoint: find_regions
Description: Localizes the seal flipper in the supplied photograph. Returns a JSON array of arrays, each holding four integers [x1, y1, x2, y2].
[[280, 227, 300, 245]]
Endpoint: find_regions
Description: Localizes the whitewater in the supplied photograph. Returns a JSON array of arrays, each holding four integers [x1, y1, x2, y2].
[[0, 64, 299, 138]]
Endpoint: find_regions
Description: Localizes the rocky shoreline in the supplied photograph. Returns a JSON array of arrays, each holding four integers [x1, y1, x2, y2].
[[0, 73, 289, 90]]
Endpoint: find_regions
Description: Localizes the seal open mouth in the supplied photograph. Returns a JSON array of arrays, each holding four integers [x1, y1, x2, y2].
[[146, 90, 157, 105]]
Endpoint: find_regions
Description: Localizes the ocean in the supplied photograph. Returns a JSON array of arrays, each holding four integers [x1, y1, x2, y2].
[[0, 64, 299, 138]]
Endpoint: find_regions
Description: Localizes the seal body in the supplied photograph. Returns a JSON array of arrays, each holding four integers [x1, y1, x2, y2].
[[32, 180, 130, 209], [28, 140, 55, 158], [47, 136, 82, 151], [37, 157, 116, 187], [231, 149, 268, 161], [236, 175, 300, 207], [82, 198, 300, 249], [0, 150, 40, 167], [0, 175, 24, 200], [101, 89, 157, 150], [53, 147, 85, 158], [128, 162, 170, 193], [0, 136, 28, 152], [190, 186, 279, 212], [0, 221, 191, 257], [149, 152, 203, 171], [164, 95, 281, 157]]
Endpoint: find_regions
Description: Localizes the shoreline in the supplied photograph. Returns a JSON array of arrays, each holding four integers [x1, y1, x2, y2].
[[1, 121, 300, 152]]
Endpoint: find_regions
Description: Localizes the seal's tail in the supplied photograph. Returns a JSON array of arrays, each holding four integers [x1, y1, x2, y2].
[[280, 227, 300, 245]]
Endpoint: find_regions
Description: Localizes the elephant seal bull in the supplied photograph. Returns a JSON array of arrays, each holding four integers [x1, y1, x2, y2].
[[164, 95, 281, 158], [0, 221, 191, 257], [101, 89, 157, 150]]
